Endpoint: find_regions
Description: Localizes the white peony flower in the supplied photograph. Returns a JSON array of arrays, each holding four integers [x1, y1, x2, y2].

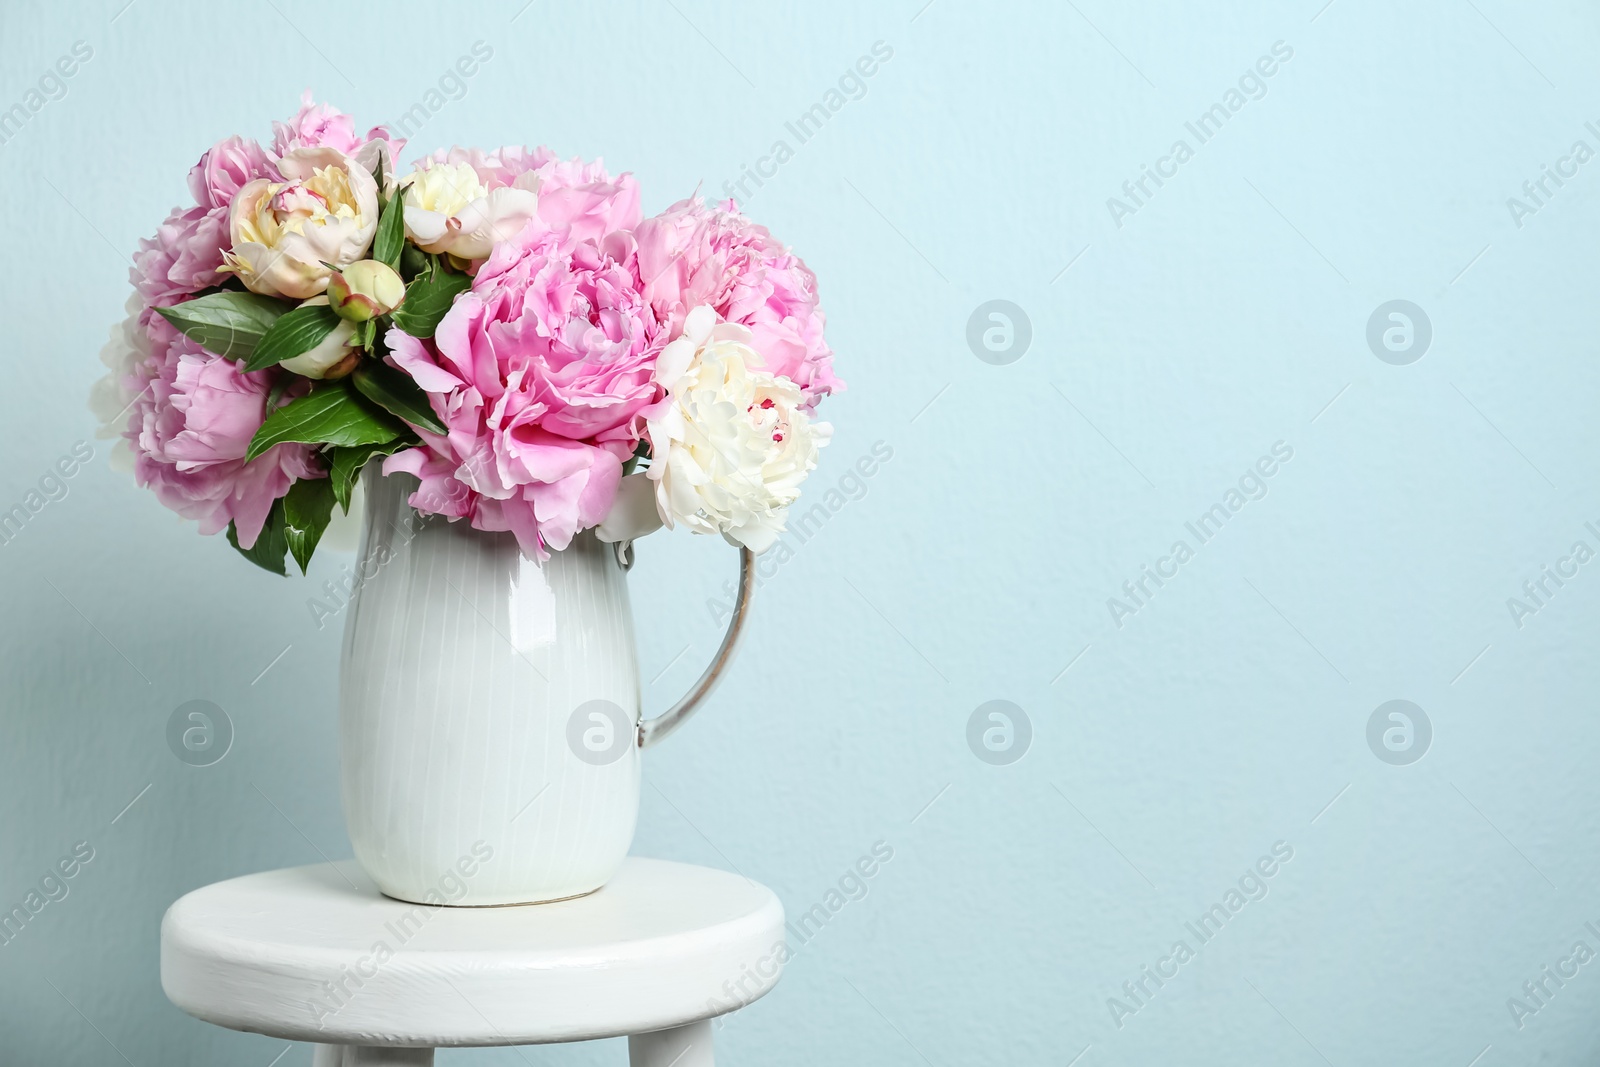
[[400, 160, 537, 261], [642, 305, 831, 552], [88, 293, 149, 473]]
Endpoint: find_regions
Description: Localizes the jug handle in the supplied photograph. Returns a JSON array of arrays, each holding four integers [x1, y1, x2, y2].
[[630, 544, 757, 749]]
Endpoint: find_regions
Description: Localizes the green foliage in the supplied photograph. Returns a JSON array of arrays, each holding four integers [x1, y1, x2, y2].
[[350, 361, 446, 434], [390, 261, 471, 338], [327, 439, 410, 513], [282, 475, 337, 575], [226, 500, 289, 576], [155, 291, 289, 362], [372, 186, 407, 270], [245, 302, 346, 372], [246, 381, 404, 461]]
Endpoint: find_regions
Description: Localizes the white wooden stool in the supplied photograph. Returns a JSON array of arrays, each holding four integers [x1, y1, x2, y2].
[[160, 858, 785, 1065]]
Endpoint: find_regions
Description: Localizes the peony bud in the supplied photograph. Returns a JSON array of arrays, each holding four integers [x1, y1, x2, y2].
[[321, 351, 362, 380], [327, 259, 405, 321], [280, 296, 358, 379]]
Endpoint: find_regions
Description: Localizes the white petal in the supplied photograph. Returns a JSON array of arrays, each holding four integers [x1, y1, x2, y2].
[[682, 304, 718, 345], [725, 519, 779, 554], [653, 337, 696, 390], [596, 471, 666, 543], [404, 206, 449, 246], [447, 186, 538, 259]]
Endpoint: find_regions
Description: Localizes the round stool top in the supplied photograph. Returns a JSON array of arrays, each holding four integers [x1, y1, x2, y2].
[[160, 858, 786, 1047]]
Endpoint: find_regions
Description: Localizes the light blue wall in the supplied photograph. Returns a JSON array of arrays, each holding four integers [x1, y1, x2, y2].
[[2, 0, 1598, 1062]]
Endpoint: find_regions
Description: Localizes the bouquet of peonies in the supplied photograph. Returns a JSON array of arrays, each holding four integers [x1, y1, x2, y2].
[[91, 94, 840, 574]]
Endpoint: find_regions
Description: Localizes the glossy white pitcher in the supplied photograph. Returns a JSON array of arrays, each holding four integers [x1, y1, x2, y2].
[[339, 468, 753, 906]]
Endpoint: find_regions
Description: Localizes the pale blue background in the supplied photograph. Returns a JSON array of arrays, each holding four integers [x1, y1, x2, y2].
[[2, 0, 1598, 1063]]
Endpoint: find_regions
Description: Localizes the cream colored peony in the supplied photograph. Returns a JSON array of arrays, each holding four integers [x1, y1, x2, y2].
[[641, 305, 831, 552], [224, 147, 379, 300], [400, 160, 537, 261]]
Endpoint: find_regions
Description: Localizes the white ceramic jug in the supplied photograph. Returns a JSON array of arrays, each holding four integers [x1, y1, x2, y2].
[[339, 468, 752, 906]]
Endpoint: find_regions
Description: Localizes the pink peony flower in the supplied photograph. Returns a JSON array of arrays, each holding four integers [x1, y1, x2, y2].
[[383, 208, 666, 559], [524, 153, 642, 245], [426, 145, 553, 185], [126, 323, 318, 547], [135, 136, 275, 315], [384, 428, 622, 561], [636, 197, 840, 408], [130, 204, 230, 316], [187, 135, 274, 210]]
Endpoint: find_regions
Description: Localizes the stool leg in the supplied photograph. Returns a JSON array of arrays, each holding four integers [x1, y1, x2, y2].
[[311, 1047, 345, 1067], [338, 1048, 435, 1066], [629, 1019, 714, 1067]]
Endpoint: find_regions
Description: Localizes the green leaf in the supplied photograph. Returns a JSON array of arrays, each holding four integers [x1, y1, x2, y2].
[[399, 241, 428, 281], [245, 302, 346, 372], [246, 381, 404, 461], [351, 361, 446, 435], [372, 185, 406, 270], [226, 500, 289, 576], [327, 438, 411, 512], [390, 265, 471, 338], [353, 318, 377, 351], [282, 475, 337, 575], [622, 438, 651, 477], [265, 375, 292, 414], [155, 291, 290, 361]]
